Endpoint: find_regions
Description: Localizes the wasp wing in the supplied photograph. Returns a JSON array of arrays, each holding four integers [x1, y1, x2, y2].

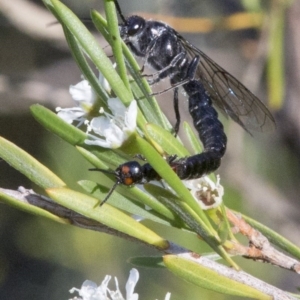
[[178, 36, 276, 134]]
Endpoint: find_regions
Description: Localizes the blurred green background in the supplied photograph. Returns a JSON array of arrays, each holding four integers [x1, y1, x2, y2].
[[0, 0, 299, 299]]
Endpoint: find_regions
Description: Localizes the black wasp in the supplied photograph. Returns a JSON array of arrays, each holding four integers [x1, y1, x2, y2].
[[91, 0, 275, 205]]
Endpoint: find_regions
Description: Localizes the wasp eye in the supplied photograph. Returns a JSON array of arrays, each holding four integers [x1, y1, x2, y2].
[[127, 16, 145, 36]]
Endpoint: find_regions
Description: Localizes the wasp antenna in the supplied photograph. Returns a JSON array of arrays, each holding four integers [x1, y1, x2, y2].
[[89, 168, 116, 175], [114, 0, 126, 24], [100, 180, 119, 206]]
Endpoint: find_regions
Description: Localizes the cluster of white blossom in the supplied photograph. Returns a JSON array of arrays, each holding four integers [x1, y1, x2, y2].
[[56, 72, 137, 149], [184, 175, 223, 209], [69, 268, 171, 300]]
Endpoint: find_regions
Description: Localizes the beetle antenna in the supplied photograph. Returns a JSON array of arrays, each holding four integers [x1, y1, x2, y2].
[[89, 168, 116, 175], [100, 180, 119, 206], [89, 168, 120, 206], [114, 0, 127, 24]]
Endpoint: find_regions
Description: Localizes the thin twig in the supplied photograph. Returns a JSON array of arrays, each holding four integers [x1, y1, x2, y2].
[[226, 209, 300, 273]]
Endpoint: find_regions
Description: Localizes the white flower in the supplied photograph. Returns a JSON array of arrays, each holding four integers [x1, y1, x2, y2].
[[57, 72, 110, 126], [69, 268, 171, 300], [56, 78, 96, 126], [85, 98, 137, 149], [184, 175, 223, 210]]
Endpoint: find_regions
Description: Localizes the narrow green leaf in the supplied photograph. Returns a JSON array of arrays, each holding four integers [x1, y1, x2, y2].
[[42, 0, 53, 8], [76, 146, 116, 170], [164, 255, 271, 299], [128, 256, 165, 268], [145, 123, 190, 157], [0, 189, 69, 224], [30, 104, 86, 146], [0, 137, 65, 189], [90, 9, 109, 39], [104, 0, 130, 91], [78, 180, 175, 225], [129, 80, 170, 128], [63, 25, 108, 111], [217, 203, 235, 243], [145, 183, 212, 235], [46, 187, 169, 249], [183, 121, 203, 154], [267, 5, 285, 110]]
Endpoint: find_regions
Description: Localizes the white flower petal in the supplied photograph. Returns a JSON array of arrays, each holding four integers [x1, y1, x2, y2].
[[124, 100, 137, 132], [108, 98, 127, 117], [85, 99, 137, 149], [107, 277, 124, 300], [69, 79, 95, 104], [102, 123, 126, 148], [125, 269, 139, 300], [164, 292, 171, 300], [98, 71, 111, 94], [85, 136, 113, 148], [57, 77, 98, 127], [69, 280, 99, 300], [57, 108, 86, 124], [97, 275, 111, 298], [90, 116, 111, 136], [183, 175, 223, 210]]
